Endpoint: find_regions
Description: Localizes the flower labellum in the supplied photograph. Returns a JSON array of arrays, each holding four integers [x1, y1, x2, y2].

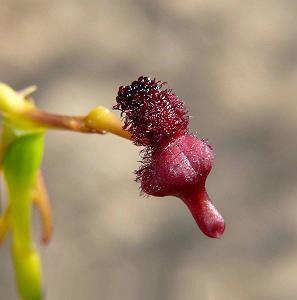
[[114, 76, 225, 238]]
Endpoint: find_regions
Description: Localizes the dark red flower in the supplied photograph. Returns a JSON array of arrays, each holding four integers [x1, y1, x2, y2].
[[114, 76, 225, 238]]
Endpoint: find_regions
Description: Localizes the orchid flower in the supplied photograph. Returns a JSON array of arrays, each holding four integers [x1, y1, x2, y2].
[[0, 77, 224, 299]]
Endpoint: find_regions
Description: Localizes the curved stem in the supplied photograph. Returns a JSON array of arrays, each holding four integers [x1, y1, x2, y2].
[[25, 108, 132, 140], [32, 171, 52, 245], [0, 204, 11, 244]]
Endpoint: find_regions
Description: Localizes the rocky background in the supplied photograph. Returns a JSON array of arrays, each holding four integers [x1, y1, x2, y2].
[[0, 0, 297, 299]]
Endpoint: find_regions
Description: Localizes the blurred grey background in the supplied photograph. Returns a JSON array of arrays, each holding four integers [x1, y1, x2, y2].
[[1, 0, 297, 299]]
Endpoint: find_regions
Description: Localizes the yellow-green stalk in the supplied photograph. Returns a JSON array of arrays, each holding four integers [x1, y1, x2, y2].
[[0, 81, 130, 300], [1, 84, 45, 300]]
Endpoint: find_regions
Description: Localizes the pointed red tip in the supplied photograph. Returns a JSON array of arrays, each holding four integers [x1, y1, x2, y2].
[[182, 190, 225, 238]]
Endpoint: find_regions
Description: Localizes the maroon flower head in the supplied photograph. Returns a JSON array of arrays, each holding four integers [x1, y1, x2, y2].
[[114, 76, 225, 238], [114, 76, 188, 148]]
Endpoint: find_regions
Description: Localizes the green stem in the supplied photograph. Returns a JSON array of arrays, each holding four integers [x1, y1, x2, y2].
[[3, 133, 44, 300], [10, 186, 33, 251]]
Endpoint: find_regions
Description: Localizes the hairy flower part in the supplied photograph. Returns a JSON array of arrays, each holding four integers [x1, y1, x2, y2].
[[114, 76, 188, 148], [114, 76, 225, 238]]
